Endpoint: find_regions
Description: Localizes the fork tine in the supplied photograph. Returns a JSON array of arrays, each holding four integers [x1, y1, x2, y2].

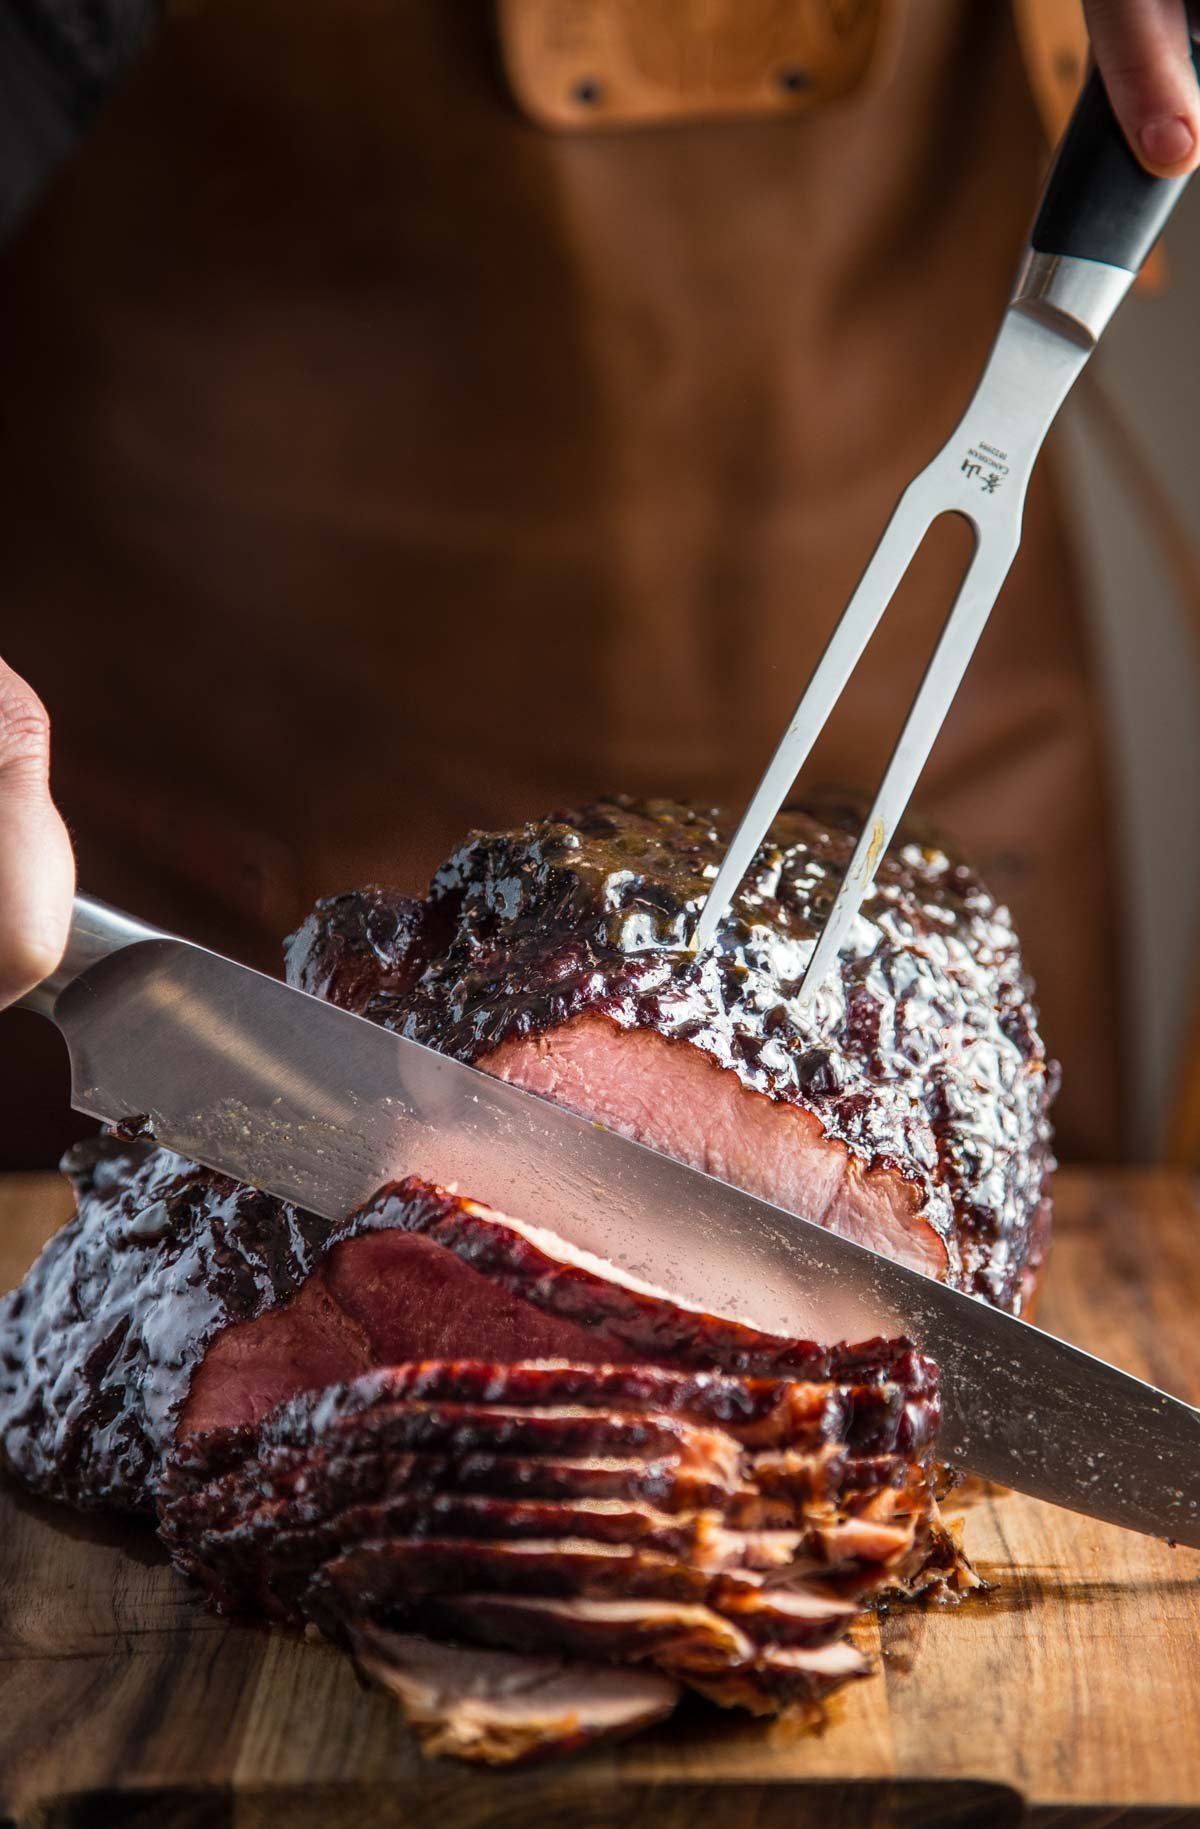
[[691, 485, 938, 955], [795, 525, 1021, 1004]]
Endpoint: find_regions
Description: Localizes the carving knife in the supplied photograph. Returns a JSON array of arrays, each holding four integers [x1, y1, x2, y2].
[[21, 894, 1200, 1549], [692, 46, 1200, 980]]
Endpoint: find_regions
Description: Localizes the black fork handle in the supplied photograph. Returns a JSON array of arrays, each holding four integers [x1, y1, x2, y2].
[[1032, 37, 1200, 273]]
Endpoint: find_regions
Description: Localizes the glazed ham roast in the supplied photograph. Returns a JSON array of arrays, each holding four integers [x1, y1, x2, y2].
[[0, 798, 1053, 1762], [288, 797, 1054, 1308]]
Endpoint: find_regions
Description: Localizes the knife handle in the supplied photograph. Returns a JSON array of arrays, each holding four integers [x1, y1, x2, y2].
[[1031, 41, 1199, 274], [17, 895, 164, 1020]]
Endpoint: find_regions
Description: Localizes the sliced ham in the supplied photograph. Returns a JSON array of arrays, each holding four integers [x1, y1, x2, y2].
[[346, 1628, 680, 1764]]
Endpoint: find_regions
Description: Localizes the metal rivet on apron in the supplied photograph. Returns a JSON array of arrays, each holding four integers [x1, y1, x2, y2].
[[777, 67, 811, 95]]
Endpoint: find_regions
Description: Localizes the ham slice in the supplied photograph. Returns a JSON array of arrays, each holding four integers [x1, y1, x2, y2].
[[346, 1628, 680, 1765]]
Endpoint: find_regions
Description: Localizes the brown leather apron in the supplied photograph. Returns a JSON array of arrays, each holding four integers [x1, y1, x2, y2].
[[0, 0, 1120, 1165]]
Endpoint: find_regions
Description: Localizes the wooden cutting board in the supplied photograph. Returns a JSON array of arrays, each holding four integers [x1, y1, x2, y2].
[[2, 1167, 1199, 1828]]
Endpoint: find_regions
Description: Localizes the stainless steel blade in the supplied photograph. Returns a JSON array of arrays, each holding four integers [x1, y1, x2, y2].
[[42, 925, 1200, 1549], [692, 293, 1097, 971]]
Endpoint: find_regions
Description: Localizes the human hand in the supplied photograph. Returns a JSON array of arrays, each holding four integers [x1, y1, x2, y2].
[[0, 658, 75, 1009], [1084, 0, 1200, 175]]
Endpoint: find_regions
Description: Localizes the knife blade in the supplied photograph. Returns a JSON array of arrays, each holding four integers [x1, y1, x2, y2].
[[21, 894, 1200, 1549]]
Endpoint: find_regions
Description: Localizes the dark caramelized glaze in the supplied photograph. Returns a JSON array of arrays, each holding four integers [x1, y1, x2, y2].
[[0, 1132, 337, 1511]]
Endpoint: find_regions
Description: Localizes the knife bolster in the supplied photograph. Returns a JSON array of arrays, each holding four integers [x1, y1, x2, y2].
[[1010, 247, 1134, 348], [17, 896, 164, 1019]]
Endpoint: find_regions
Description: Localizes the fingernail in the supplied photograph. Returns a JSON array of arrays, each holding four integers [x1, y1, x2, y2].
[[1138, 115, 1196, 167]]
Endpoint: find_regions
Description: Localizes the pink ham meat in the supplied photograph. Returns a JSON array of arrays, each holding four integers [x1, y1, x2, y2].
[[486, 1018, 943, 1275]]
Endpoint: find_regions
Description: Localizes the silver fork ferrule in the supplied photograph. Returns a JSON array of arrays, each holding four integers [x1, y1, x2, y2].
[[1010, 249, 1135, 348]]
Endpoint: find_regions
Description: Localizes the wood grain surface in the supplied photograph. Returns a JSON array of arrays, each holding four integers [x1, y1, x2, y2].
[[2, 1168, 1198, 1828]]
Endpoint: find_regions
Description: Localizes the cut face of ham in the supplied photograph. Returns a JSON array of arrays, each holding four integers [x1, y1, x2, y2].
[[160, 1349, 964, 1740], [484, 1017, 947, 1278]]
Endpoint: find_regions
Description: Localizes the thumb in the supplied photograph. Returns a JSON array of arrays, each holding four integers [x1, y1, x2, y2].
[[1084, 0, 1200, 176], [0, 660, 75, 1010]]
